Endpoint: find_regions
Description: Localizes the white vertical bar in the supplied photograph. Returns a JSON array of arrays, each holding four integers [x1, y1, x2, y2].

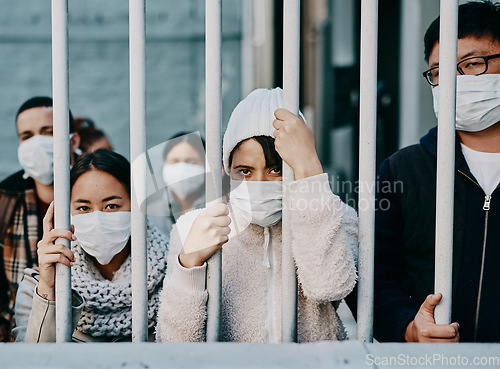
[[398, 0, 421, 148], [129, 0, 148, 342], [52, 0, 72, 343], [281, 0, 300, 343], [434, 0, 458, 325], [205, 0, 223, 342], [357, 0, 378, 343]]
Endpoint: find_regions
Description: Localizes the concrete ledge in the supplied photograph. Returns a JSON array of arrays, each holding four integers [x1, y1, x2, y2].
[[1, 341, 499, 369]]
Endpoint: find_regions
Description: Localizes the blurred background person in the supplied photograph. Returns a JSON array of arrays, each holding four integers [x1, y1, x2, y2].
[[74, 117, 113, 154], [148, 132, 206, 236]]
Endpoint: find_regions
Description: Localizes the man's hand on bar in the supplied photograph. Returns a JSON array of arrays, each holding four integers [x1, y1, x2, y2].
[[404, 293, 460, 343]]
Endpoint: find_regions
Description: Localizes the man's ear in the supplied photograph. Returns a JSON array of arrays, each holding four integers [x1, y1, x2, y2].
[[70, 132, 81, 155]]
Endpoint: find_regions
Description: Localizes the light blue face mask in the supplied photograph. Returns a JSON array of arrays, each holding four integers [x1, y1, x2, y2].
[[162, 162, 205, 199], [71, 211, 131, 265], [18, 135, 54, 185], [432, 74, 500, 132], [229, 179, 283, 227]]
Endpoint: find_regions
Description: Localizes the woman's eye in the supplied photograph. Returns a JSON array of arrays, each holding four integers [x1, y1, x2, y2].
[[77, 205, 90, 212], [270, 167, 281, 175], [105, 204, 119, 210], [238, 169, 251, 176]]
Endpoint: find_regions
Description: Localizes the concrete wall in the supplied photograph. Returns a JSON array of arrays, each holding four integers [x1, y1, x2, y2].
[[0, 0, 243, 180]]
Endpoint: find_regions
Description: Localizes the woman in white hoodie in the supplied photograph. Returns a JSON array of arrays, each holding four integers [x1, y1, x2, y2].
[[156, 88, 358, 343]]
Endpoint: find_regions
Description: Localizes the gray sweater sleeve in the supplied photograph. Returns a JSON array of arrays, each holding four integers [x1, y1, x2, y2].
[[156, 215, 208, 343], [13, 268, 85, 342], [288, 173, 358, 303]]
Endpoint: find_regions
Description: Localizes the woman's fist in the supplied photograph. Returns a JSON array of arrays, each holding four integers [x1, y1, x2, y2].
[[179, 203, 231, 268], [272, 108, 323, 179]]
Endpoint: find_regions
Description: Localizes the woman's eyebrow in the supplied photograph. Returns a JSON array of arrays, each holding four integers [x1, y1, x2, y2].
[[102, 195, 123, 202], [234, 165, 254, 170], [73, 199, 90, 204]]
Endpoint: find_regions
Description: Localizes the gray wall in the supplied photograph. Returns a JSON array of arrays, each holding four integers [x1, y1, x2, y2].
[[0, 0, 243, 180]]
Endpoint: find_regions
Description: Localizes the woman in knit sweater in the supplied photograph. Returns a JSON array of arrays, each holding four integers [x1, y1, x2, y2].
[[13, 149, 168, 342], [156, 88, 358, 343]]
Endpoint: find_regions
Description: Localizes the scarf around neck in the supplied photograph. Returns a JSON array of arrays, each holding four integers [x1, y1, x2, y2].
[[71, 223, 168, 338]]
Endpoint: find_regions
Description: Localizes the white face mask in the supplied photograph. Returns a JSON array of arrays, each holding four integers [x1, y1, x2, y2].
[[229, 180, 283, 227], [432, 74, 500, 132], [17, 135, 54, 185], [71, 211, 131, 265], [162, 162, 205, 200]]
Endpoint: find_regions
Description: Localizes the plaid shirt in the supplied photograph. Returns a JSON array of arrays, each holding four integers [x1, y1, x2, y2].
[[0, 170, 40, 341]]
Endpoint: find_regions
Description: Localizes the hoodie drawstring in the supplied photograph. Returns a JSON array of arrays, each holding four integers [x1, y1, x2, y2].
[[263, 226, 271, 268]]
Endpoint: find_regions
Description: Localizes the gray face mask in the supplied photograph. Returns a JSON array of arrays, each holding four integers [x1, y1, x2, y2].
[[432, 74, 500, 132], [229, 180, 283, 227]]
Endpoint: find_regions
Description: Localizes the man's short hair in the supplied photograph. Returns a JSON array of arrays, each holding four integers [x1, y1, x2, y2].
[[424, 0, 500, 62], [16, 96, 75, 133]]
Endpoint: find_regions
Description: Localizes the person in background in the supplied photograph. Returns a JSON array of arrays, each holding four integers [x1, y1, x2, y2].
[[372, 0, 500, 343], [0, 96, 80, 342], [13, 149, 168, 342], [156, 88, 358, 343], [74, 117, 113, 154], [148, 132, 206, 236]]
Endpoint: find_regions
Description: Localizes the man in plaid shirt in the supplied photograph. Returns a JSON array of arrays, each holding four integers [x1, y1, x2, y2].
[[0, 97, 80, 341]]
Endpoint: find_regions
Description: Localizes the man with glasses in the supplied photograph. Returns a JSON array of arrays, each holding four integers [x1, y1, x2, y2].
[[0, 97, 80, 341], [373, 0, 500, 342]]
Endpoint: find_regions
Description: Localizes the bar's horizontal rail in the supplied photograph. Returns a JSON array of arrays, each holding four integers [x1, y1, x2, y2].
[[2, 342, 499, 369]]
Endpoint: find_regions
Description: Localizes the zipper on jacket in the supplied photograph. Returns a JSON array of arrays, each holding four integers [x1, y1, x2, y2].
[[457, 170, 491, 342], [483, 195, 491, 211], [474, 197, 490, 342]]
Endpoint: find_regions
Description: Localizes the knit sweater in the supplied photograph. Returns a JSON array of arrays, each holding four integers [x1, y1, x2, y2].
[[156, 173, 358, 343], [13, 223, 168, 342]]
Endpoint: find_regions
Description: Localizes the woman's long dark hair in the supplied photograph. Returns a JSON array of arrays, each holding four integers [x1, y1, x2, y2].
[[70, 149, 131, 195]]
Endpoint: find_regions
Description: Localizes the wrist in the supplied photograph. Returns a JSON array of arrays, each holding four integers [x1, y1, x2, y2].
[[404, 320, 416, 342], [179, 250, 203, 269], [293, 156, 323, 180], [36, 282, 55, 301]]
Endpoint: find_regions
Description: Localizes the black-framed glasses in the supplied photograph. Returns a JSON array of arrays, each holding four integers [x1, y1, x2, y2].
[[422, 53, 500, 86]]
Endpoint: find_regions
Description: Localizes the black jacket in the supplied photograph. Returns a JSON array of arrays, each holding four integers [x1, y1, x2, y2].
[[373, 127, 500, 342]]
